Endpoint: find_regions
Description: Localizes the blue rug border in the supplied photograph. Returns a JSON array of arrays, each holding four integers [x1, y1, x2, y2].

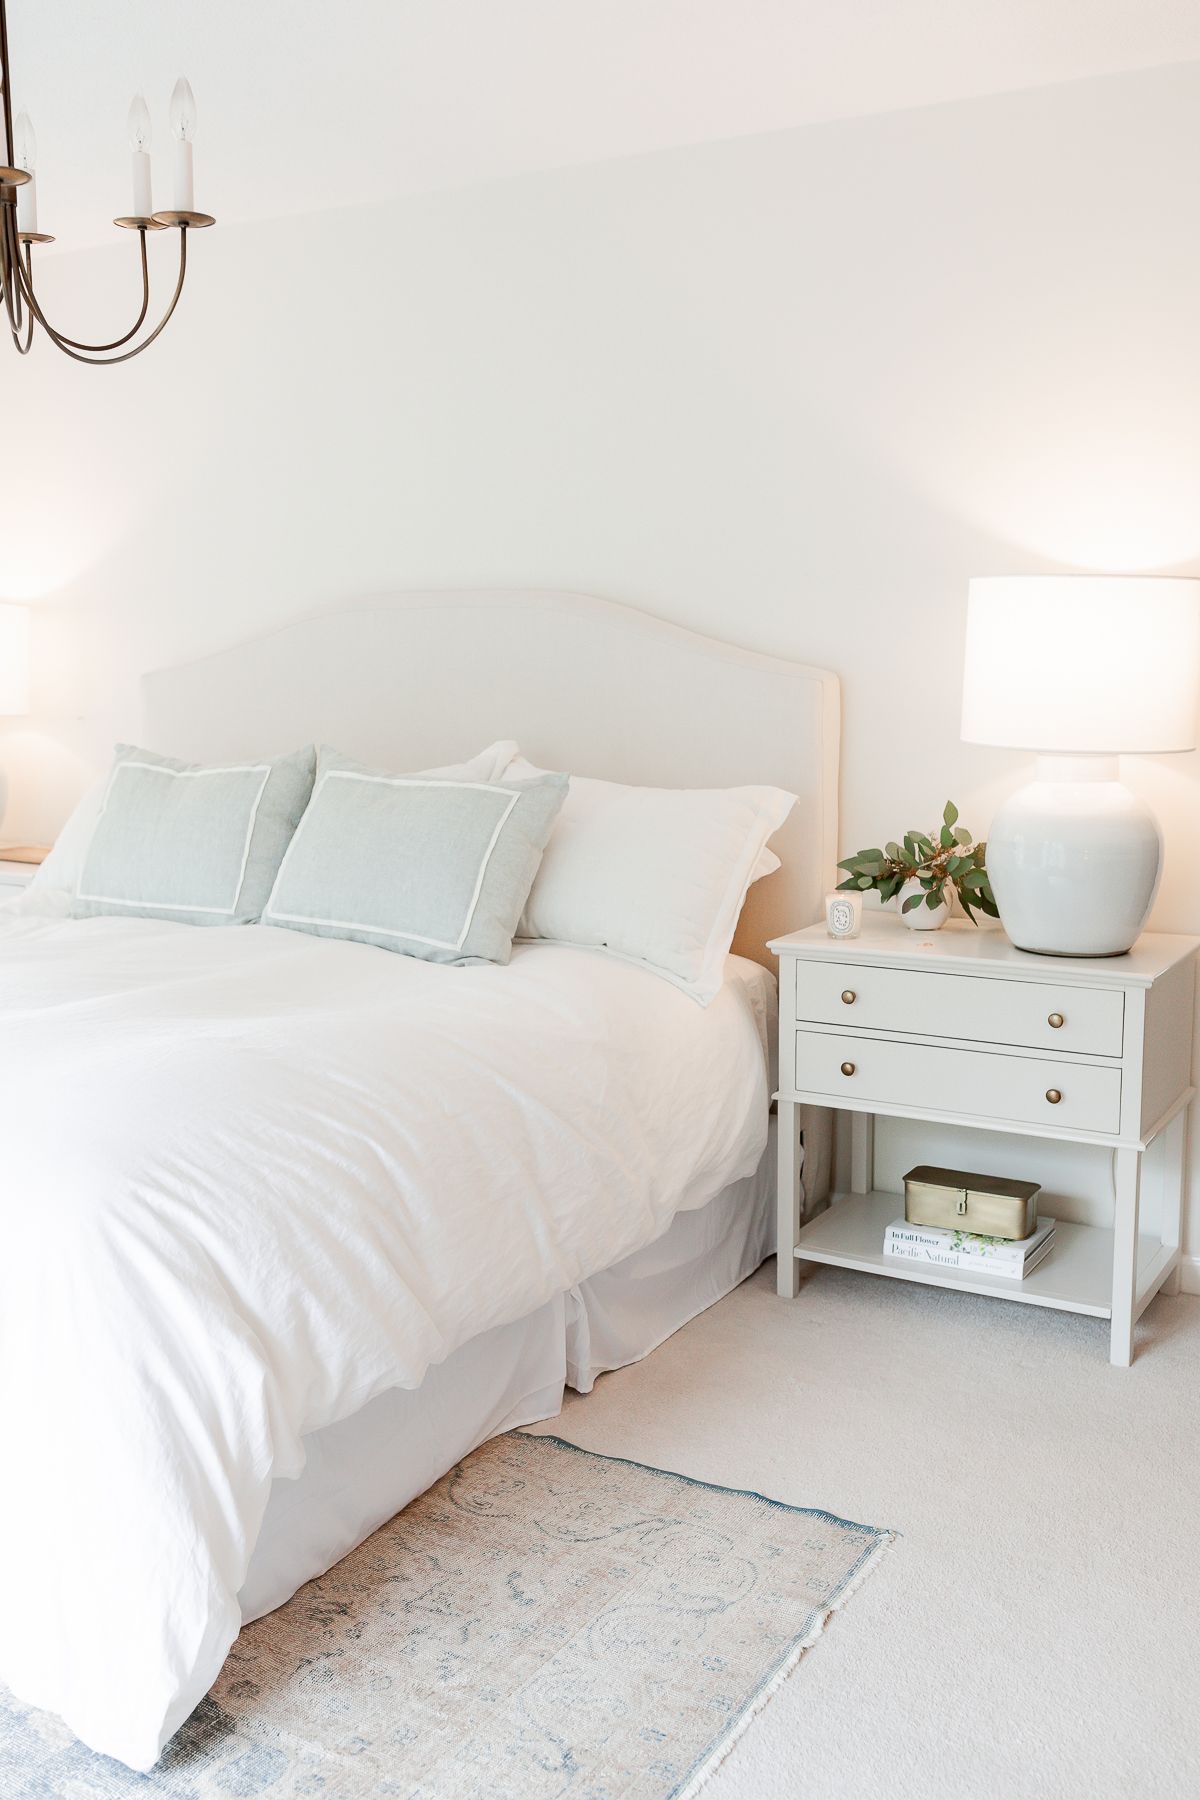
[[511, 1430, 897, 1799]]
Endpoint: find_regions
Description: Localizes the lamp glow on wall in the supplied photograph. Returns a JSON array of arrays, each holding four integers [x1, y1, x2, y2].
[[961, 576, 1200, 957], [0, 601, 29, 835]]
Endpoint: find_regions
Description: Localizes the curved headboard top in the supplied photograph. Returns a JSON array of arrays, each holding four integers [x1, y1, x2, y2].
[[142, 590, 840, 969]]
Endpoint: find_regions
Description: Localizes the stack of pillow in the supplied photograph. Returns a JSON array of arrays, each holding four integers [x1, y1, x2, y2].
[[33, 738, 796, 1005]]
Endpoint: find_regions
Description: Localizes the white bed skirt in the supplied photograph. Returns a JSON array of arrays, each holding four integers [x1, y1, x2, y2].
[[239, 1121, 777, 1624]]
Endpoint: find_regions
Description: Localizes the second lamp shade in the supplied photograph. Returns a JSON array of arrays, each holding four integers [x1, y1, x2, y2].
[[961, 576, 1200, 755]]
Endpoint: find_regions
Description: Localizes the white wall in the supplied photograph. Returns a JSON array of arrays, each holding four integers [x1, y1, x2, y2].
[[5, 59, 1200, 1255]]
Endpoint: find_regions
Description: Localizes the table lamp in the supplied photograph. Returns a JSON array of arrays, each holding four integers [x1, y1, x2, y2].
[[0, 603, 30, 835], [961, 575, 1200, 957]]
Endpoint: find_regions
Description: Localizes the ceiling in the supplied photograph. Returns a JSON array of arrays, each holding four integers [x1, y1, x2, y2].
[[6, 0, 1200, 249]]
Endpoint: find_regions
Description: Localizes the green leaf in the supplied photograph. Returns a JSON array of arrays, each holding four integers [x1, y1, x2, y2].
[[857, 875, 873, 889], [901, 892, 925, 913], [911, 832, 935, 854], [835, 877, 857, 891], [939, 826, 955, 849], [836, 857, 862, 873], [954, 826, 972, 845], [926, 887, 942, 910], [943, 801, 959, 827], [961, 868, 989, 890], [885, 841, 902, 861]]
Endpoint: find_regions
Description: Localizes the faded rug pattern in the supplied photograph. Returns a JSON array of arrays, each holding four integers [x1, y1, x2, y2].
[[0, 1432, 891, 1800]]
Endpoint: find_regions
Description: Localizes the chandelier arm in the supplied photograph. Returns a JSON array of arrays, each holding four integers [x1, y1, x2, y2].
[[14, 224, 190, 365], [9, 235, 33, 349], [34, 227, 153, 353], [1, 201, 26, 339], [2, 260, 33, 353]]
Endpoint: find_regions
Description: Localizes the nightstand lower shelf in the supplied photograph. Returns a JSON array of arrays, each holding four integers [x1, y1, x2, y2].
[[795, 1190, 1176, 1320]]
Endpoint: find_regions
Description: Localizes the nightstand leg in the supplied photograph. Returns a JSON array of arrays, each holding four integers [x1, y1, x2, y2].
[[1160, 1110, 1187, 1297], [777, 1099, 802, 1298], [1110, 1147, 1142, 1367], [849, 1112, 875, 1195]]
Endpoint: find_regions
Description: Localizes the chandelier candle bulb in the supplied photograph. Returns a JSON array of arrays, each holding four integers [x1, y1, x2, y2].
[[169, 76, 197, 212], [13, 108, 36, 232], [131, 151, 152, 217], [173, 139, 194, 211], [127, 94, 153, 217], [15, 170, 36, 233]]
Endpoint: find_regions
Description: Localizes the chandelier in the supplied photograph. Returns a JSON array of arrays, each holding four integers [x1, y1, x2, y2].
[[0, 0, 214, 364]]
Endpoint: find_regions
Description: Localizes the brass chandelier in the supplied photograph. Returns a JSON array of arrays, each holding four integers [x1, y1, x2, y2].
[[0, 0, 215, 363]]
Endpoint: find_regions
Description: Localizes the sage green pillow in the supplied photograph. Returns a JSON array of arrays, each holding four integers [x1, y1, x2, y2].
[[71, 743, 316, 926], [261, 746, 568, 964]]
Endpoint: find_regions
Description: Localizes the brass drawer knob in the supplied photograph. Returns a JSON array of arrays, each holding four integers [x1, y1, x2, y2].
[[841, 989, 856, 1005], [840, 1061, 856, 1077], [1045, 1088, 1063, 1105], [1048, 1012, 1065, 1029]]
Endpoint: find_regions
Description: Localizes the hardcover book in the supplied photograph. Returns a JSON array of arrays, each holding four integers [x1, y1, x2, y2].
[[884, 1216, 1056, 1279]]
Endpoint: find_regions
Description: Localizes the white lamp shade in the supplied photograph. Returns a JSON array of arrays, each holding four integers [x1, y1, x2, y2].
[[0, 604, 30, 716], [961, 576, 1200, 754]]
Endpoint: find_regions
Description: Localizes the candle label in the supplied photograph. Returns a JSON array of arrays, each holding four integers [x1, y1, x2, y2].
[[825, 892, 862, 938]]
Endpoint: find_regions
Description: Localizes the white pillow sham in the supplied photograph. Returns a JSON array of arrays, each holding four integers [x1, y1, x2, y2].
[[35, 740, 519, 898], [502, 753, 795, 1004]]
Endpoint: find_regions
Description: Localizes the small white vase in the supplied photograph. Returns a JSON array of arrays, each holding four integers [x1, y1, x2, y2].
[[899, 877, 949, 930]]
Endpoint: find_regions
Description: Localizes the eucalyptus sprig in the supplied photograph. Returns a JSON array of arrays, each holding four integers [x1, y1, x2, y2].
[[836, 802, 999, 925]]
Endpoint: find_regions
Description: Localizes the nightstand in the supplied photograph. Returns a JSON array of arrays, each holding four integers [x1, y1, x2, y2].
[[769, 913, 1200, 1366]]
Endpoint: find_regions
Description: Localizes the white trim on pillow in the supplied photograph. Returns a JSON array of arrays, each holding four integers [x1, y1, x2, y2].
[[76, 760, 273, 914], [263, 772, 522, 951]]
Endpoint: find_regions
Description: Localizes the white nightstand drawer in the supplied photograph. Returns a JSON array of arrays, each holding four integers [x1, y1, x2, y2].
[[795, 962, 1124, 1058], [793, 1030, 1123, 1134]]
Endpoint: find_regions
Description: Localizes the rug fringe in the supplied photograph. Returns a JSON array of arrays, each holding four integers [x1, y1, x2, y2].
[[671, 1528, 898, 1800]]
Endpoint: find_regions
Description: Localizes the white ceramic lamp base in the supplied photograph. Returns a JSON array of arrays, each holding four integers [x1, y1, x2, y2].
[[987, 756, 1162, 958]]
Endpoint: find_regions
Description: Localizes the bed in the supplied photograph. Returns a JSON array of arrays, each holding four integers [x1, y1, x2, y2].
[[0, 590, 838, 1770]]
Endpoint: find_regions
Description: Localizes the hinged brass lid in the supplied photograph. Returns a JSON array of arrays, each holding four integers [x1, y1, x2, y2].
[[903, 1165, 1041, 1203]]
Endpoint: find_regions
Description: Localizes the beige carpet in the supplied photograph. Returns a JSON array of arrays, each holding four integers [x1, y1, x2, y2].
[[528, 1262, 1200, 1800], [1, 1429, 890, 1799]]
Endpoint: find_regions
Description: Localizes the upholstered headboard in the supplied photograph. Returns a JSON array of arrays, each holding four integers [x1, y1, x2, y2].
[[142, 590, 840, 969]]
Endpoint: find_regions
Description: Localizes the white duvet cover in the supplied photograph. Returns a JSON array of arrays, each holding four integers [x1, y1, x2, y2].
[[0, 899, 770, 1770]]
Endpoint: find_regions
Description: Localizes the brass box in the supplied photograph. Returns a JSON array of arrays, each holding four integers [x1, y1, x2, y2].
[[903, 1165, 1040, 1240]]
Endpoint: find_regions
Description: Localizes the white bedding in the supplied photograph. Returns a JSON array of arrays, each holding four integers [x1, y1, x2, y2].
[[0, 900, 771, 1770], [237, 1135, 775, 1627]]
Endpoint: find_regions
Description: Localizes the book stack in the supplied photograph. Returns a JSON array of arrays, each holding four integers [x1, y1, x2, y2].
[[884, 1216, 1056, 1280]]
